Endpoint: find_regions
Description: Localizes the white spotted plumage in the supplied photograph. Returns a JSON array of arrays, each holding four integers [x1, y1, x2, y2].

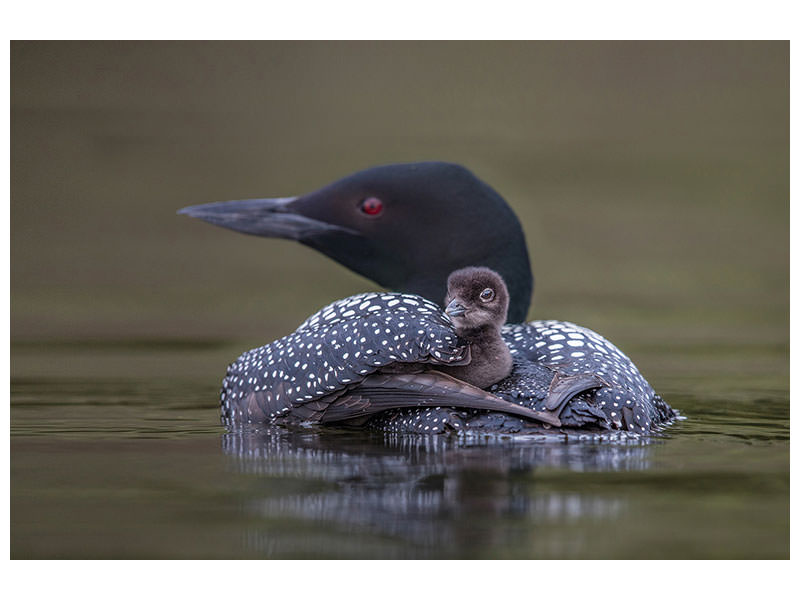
[[221, 292, 467, 422], [220, 297, 675, 433], [369, 318, 675, 435], [502, 319, 652, 400]]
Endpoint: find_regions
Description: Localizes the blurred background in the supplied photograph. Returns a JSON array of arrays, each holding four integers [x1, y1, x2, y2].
[[11, 41, 787, 346], [10, 42, 788, 559]]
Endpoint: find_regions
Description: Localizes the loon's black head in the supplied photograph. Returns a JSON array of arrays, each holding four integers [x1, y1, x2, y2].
[[444, 267, 509, 338], [179, 162, 533, 322]]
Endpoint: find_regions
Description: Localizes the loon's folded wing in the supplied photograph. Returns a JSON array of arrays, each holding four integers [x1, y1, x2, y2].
[[545, 373, 608, 412], [222, 292, 471, 424], [308, 371, 562, 427]]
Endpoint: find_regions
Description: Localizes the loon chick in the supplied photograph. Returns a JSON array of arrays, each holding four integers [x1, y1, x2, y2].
[[219, 269, 587, 428], [437, 267, 512, 389], [181, 162, 677, 434]]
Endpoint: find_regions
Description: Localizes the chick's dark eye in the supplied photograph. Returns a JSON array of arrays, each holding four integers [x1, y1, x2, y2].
[[479, 288, 495, 302], [360, 197, 383, 216]]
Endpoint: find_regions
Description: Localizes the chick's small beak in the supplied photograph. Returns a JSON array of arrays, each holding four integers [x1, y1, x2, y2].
[[445, 298, 466, 318]]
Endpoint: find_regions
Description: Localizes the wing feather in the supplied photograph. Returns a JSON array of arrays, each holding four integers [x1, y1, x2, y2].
[[320, 371, 562, 426]]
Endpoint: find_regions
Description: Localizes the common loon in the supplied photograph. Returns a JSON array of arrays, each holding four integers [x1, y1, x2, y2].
[[180, 162, 677, 434], [220, 267, 603, 429]]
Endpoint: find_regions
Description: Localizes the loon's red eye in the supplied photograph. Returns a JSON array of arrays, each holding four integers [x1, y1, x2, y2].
[[360, 197, 383, 216]]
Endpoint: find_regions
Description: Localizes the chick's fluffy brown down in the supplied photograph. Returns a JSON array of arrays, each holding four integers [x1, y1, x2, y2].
[[437, 267, 513, 389]]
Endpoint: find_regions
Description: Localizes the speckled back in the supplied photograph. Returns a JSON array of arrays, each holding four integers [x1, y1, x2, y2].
[[221, 292, 469, 422]]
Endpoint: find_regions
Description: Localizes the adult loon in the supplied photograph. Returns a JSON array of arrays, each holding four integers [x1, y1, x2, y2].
[[180, 162, 677, 434]]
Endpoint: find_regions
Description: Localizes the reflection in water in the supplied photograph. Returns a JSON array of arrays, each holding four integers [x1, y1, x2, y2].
[[223, 427, 659, 476], [222, 427, 660, 557]]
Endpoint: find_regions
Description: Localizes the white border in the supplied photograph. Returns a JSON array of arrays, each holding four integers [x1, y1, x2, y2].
[[3, 2, 794, 597]]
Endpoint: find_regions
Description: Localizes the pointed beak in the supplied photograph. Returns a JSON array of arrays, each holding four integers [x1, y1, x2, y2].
[[178, 197, 357, 241], [445, 298, 466, 318]]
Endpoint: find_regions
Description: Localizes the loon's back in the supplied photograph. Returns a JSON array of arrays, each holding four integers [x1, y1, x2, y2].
[[370, 320, 676, 435], [218, 291, 675, 435], [504, 320, 674, 431], [219, 291, 599, 429]]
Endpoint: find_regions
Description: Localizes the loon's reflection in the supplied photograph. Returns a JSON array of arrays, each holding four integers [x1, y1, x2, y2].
[[222, 427, 660, 557], [223, 427, 657, 476]]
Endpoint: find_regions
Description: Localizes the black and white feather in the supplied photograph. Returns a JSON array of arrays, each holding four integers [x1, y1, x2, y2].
[[368, 320, 676, 435], [220, 293, 675, 434], [221, 292, 466, 422], [221, 292, 577, 427], [505, 320, 674, 432]]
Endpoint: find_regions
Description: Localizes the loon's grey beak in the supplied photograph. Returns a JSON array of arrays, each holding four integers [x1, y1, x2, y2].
[[178, 197, 357, 241], [445, 299, 466, 318]]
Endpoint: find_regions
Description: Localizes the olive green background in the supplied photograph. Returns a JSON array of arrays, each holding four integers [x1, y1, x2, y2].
[[12, 41, 788, 352]]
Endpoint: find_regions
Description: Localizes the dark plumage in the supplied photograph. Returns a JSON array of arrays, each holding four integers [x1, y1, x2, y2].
[[219, 282, 589, 428], [180, 161, 678, 435], [179, 162, 532, 323]]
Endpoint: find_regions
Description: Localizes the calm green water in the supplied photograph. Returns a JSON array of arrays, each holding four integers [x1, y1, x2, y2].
[[10, 42, 788, 559], [10, 337, 788, 559]]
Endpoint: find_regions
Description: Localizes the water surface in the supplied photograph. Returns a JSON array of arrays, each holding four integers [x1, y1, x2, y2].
[[11, 338, 788, 559]]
